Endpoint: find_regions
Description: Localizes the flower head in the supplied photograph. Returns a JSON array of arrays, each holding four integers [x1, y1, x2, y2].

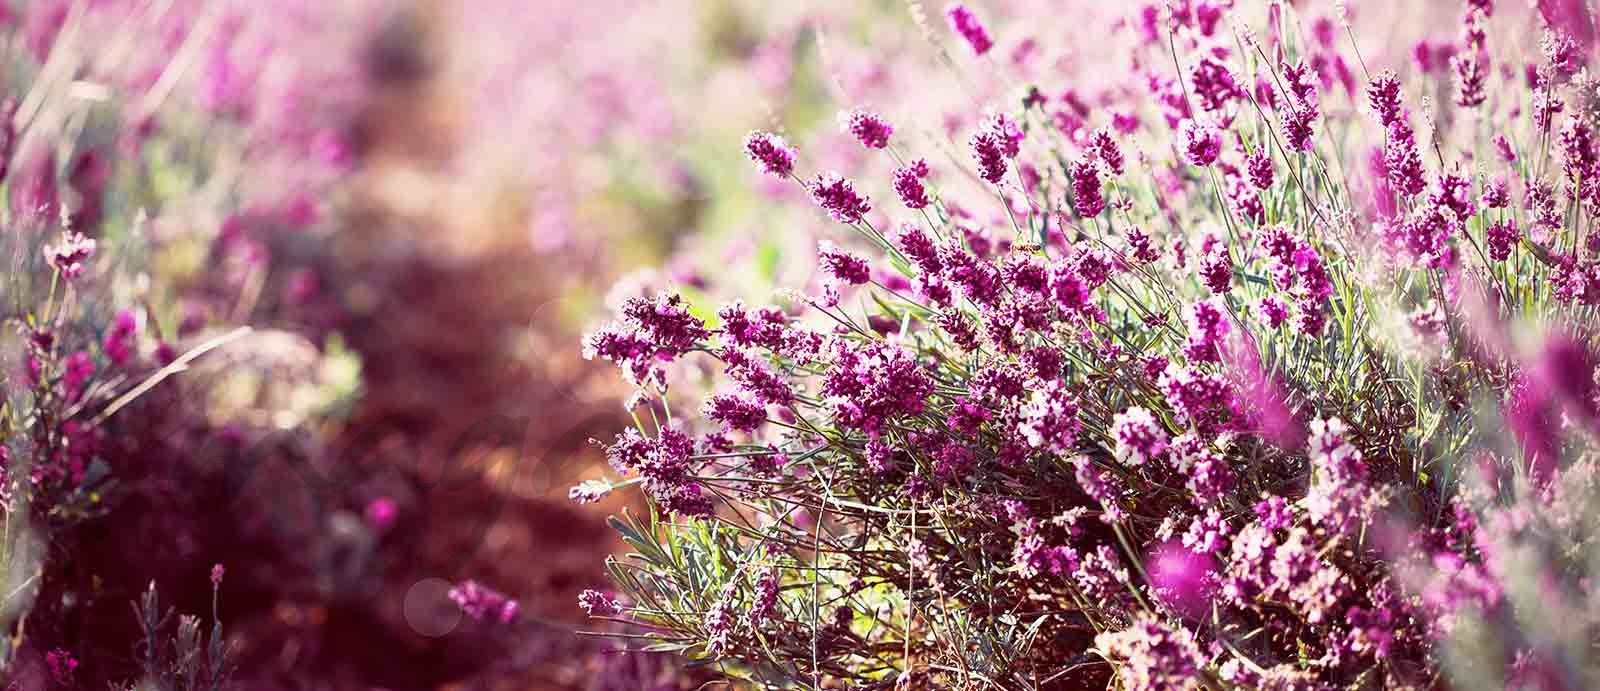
[[893, 158, 932, 208], [44, 230, 95, 279], [971, 129, 1009, 184], [841, 108, 893, 149], [1179, 118, 1221, 166], [1112, 407, 1169, 466], [1367, 70, 1403, 127], [810, 172, 872, 223], [1070, 156, 1105, 217], [744, 130, 796, 177], [818, 240, 872, 285], [578, 589, 622, 616]]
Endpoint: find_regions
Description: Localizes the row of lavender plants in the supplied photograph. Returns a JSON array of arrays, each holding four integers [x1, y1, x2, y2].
[[578, 1, 1600, 689]]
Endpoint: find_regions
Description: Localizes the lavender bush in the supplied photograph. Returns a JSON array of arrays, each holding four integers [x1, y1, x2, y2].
[[578, 1, 1600, 689]]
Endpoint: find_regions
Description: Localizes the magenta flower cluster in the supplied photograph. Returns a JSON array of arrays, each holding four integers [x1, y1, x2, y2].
[[744, 130, 796, 177], [573, 2, 1600, 690]]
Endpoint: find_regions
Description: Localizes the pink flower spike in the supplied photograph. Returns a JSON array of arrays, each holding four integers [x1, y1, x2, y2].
[[944, 4, 993, 56]]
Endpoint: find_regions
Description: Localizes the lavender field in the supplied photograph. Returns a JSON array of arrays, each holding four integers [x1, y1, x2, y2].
[[4, 1, 1600, 689]]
